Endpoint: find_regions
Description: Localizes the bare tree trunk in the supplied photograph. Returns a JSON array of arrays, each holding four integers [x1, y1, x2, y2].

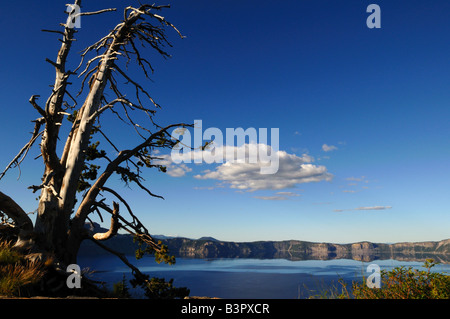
[[1, 2, 187, 281], [32, 0, 81, 262], [53, 15, 139, 264]]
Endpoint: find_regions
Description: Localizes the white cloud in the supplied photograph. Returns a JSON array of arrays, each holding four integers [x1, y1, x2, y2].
[[193, 186, 215, 190], [334, 206, 392, 212], [252, 191, 301, 201], [275, 192, 301, 197], [355, 206, 392, 211], [253, 196, 288, 201], [166, 163, 192, 177], [346, 176, 365, 181], [172, 143, 281, 174], [322, 144, 338, 152], [154, 143, 333, 192], [194, 145, 333, 192], [152, 154, 192, 177], [342, 176, 371, 192]]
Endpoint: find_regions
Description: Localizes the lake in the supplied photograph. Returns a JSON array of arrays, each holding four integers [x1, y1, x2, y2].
[[77, 255, 450, 299]]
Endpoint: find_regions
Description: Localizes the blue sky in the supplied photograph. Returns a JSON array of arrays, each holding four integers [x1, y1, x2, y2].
[[0, 0, 449, 243]]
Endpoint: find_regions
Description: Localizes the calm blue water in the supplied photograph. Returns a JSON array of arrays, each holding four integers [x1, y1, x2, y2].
[[77, 256, 450, 299]]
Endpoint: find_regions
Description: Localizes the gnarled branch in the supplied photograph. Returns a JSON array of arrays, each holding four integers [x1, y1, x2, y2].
[[92, 201, 119, 241], [0, 117, 45, 181], [88, 236, 150, 285], [0, 191, 33, 232], [73, 122, 191, 225]]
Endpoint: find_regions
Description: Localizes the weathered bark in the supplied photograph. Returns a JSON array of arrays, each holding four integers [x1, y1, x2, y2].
[[58, 36, 121, 217], [0, 191, 35, 253], [0, 191, 33, 232], [30, 0, 82, 260]]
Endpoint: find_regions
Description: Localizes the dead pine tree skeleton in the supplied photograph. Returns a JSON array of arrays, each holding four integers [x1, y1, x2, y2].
[[0, 1, 193, 296]]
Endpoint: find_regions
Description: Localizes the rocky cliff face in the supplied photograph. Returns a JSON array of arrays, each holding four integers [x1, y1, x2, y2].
[[78, 228, 450, 263], [157, 238, 450, 263]]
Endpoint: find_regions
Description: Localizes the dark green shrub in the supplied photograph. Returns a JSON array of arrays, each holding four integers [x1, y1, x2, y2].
[[112, 274, 132, 298], [350, 259, 450, 299]]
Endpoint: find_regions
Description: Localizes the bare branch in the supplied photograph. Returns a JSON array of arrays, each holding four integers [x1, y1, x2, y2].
[[151, 13, 185, 39], [63, 88, 78, 109], [93, 201, 119, 241], [0, 117, 45, 181], [87, 97, 133, 123], [45, 58, 61, 70], [77, 65, 98, 97], [73, 122, 191, 225], [79, 8, 117, 17], [78, 55, 104, 78], [28, 171, 55, 193], [99, 187, 139, 224], [88, 236, 151, 284], [96, 127, 120, 153], [92, 198, 160, 253], [128, 37, 152, 78], [115, 166, 164, 200], [0, 191, 33, 231], [29, 95, 46, 118], [94, 207, 104, 223], [41, 29, 65, 36], [113, 63, 160, 108], [44, 184, 61, 199]]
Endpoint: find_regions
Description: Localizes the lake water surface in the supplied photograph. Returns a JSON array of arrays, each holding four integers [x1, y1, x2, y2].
[[77, 256, 450, 299]]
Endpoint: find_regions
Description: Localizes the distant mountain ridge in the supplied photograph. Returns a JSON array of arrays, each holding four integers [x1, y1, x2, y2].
[[157, 237, 450, 263], [79, 224, 450, 263]]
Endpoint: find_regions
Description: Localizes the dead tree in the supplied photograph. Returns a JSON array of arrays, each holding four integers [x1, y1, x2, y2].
[[0, 1, 190, 290]]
